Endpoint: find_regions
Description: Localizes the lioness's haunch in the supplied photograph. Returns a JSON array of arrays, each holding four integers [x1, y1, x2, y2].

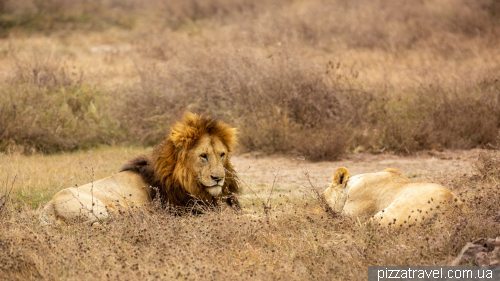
[[322, 167, 467, 227], [40, 112, 240, 224]]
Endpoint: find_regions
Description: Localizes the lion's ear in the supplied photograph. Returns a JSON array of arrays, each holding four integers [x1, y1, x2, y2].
[[332, 167, 350, 186], [169, 112, 200, 149], [170, 126, 197, 149], [219, 127, 237, 153], [382, 168, 405, 177]]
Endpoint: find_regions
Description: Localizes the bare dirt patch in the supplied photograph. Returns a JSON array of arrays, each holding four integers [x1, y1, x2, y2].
[[233, 150, 476, 206]]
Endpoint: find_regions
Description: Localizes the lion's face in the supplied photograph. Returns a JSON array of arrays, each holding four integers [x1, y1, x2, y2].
[[188, 134, 228, 196], [322, 183, 349, 213]]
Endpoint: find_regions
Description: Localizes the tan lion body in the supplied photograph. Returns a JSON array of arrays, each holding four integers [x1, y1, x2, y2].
[[40, 112, 240, 224], [40, 171, 152, 224], [322, 168, 466, 227]]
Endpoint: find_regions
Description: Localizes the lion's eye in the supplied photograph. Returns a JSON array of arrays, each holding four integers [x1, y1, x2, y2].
[[221, 153, 225, 159], [200, 154, 208, 160]]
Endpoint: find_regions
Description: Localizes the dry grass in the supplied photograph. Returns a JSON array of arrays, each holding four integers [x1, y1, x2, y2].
[[474, 143, 500, 180], [0, 50, 120, 153], [0, 0, 499, 159], [1, 3, 500, 277], [2, 2, 500, 280], [1, 148, 499, 280]]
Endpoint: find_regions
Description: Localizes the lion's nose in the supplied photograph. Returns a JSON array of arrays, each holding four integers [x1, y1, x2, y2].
[[211, 175, 223, 182]]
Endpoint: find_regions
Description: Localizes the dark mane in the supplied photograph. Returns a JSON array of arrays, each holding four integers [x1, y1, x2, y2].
[[119, 154, 193, 208]]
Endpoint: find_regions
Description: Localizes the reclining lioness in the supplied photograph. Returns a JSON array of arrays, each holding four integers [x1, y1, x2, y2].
[[321, 167, 467, 227]]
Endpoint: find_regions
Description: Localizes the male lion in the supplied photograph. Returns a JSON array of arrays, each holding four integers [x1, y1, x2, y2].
[[322, 167, 467, 227], [40, 112, 240, 224]]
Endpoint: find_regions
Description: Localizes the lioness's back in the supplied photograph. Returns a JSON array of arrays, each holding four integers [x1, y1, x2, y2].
[[343, 171, 413, 216]]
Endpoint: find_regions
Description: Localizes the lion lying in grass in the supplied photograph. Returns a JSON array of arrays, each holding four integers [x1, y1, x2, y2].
[[322, 167, 467, 227], [40, 112, 240, 224]]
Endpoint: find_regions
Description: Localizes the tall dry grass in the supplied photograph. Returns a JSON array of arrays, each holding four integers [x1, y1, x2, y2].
[[121, 47, 500, 158], [0, 0, 138, 36], [120, 50, 360, 160], [0, 0, 499, 160], [0, 50, 120, 153], [0, 149, 499, 279]]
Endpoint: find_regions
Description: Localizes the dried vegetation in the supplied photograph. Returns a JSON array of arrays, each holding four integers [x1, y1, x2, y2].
[[0, 0, 499, 159], [1, 1, 500, 279], [0, 51, 119, 153], [0, 149, 500, 279]]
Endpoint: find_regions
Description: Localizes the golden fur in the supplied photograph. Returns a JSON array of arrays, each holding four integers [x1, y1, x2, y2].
[[40, 112, 240, 224], [322, 167, 467, 227]]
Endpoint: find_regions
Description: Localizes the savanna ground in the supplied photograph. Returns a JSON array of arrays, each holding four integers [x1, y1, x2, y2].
[[1, 0, 500, 280]]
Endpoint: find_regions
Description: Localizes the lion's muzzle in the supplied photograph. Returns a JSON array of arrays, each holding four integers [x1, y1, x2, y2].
[[206, 186, 222, 196], [210, 175, 224, 185], [205, 174, 224, 196]]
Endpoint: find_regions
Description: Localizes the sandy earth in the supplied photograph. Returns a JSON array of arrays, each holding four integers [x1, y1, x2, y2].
[[231, 150, 480, 199]]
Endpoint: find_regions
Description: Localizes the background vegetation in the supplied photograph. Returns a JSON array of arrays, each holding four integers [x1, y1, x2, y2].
[[0, 0, 499, 160]]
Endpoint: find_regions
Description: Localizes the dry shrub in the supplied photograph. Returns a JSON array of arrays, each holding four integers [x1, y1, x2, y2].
[[119, 49, 359, 160], [0, 0, 282, 35], [0, 0, 137, 35], [3, 0, 498, 48], [0, 0, 6, 14], [0, 51, 118, 153], [430, 82, 500, 149], [1, 0, 500, 158], [155, 0, 284, 30], [374, 79, 500, 154], [120, 43, 500, 157], [114, 0, 500, 158], [218, 0, 499, 52]]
